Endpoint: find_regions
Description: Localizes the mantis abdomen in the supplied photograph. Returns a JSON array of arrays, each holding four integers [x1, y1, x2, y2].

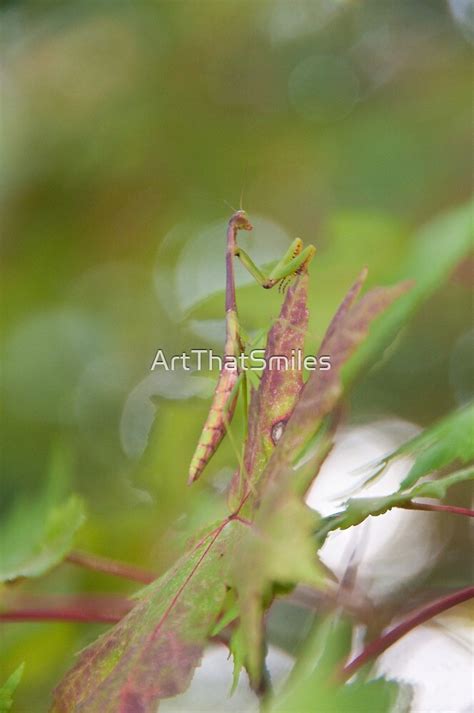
[[188, 303, 243, 484], [188, 364, 239, 484]]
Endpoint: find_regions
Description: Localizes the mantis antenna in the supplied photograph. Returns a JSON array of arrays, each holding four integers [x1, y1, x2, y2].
[[223, 199, 238, 212]]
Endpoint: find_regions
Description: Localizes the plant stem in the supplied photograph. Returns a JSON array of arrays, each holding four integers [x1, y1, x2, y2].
[[288, 584, 373, 624], [400, 502, 474, 518], [230, 514, 253, 527], [341, 585, 474, 680], [0, 594, 133, 624], [66, 550, 155, 584], [1, 608, 122, 624]]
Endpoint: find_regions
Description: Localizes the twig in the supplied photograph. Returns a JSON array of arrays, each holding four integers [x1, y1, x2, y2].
[[399, 501, 474, 518], [286, 584, 374, 625], [0, 593, 133, 624], [66, 550, 155, 584], [341, 585, 474, 680]]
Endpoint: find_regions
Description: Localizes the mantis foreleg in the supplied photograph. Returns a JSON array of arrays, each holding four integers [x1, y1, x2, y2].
[[234, 238, 316, 291]]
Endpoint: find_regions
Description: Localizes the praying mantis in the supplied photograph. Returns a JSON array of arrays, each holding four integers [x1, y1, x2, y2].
[[188, 210, 316, 484]]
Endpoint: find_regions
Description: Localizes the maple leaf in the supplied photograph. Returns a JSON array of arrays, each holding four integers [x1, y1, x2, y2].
[[0, 445, 85, 583], [393, 403, 473, 490], [259, 271, 413, 496], [232, 270, 412, 687], [318, 465, 474, 540], [52, 519, 245, 713], [233, 483, 328, 687], [53, 268, 414, 706], [229, 273, 309, 508], [269, 610, 412, 713], [0, 664, 24, 713], [344, 199, 473, 385], [353, 401, 474, 493]]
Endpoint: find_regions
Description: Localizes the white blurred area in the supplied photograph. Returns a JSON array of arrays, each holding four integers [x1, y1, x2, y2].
[[377, 616, 474, 713], [161, 421, 472, 712], [158, 625, 473, 713], [306, 420, 442, 602], [160, 644, 292, 713], [306, 420, 473, 713]]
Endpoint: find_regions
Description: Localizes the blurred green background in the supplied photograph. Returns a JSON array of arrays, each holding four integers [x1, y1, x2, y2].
[[1, 0, 472, 710]]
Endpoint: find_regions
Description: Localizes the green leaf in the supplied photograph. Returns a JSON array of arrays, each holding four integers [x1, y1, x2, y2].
[[0, 664, 24, 713], [339, 679, 409, 713], [231, 271, 410, 687], [357, 403, 474, 492], [269, 612, 412, 713], [319, 466, 474, 539], [210, 588, 239, 636], [282, 613, 352, 693], [344, 199, 474, 385], [408, 466, 474, 500], [228, 625, 245, 694], [0, 447, 85, 582], [399, 403, 474, 489], [52, 519, 245, 713], [233, 469, 328, 687]]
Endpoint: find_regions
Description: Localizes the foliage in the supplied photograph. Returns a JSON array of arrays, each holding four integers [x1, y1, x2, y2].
[[1, 200, 471, 712], [229, 273, 310, 507], [0, 448, 85, 582], [52, 258, 419, 710], [52, 520, 244, 712], [0, 0, 474, 713], [268, 614, 412, 713], [397, 404, 473, 489], [0, 664, 24, 713], [357, 402, 474, 490], [1, 2, 473, 695], [318, 467, 474, 540], [343, 200, 474, 386]]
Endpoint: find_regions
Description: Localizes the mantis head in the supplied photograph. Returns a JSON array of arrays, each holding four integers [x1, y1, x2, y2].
[[230, 209, 253, 232]]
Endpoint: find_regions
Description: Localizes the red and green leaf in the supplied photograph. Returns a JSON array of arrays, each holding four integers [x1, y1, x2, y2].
[[259, 272, 412, 496], [229, 273, 309, 509], [52, 270, 413, 707], [52, 519, 245, 713], [231, 271, 412, 686]]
